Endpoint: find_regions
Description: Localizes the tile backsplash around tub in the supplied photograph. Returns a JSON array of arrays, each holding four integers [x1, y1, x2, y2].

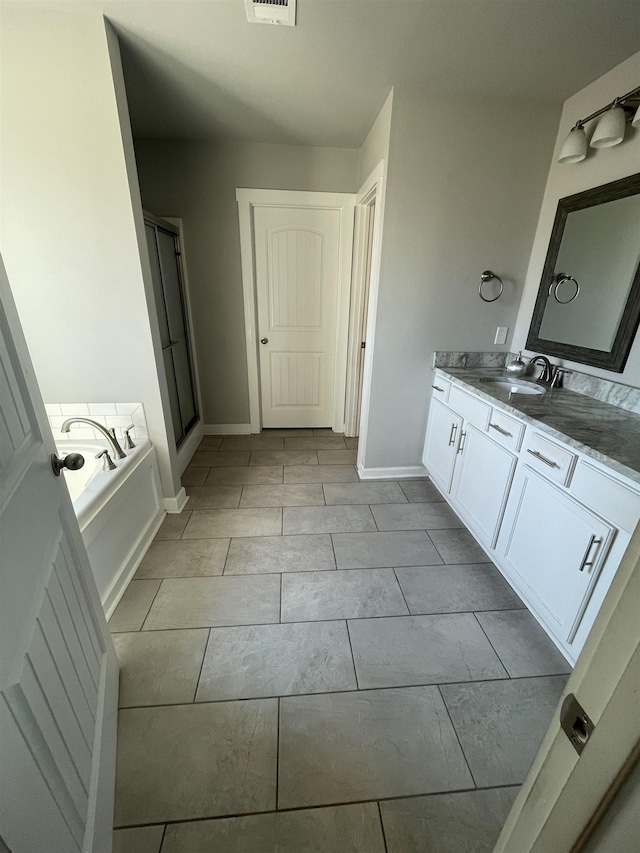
[[45, 402, 149, 443]]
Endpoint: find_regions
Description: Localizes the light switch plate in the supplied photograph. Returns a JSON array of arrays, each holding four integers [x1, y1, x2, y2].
[[494, 326, 508, 345]]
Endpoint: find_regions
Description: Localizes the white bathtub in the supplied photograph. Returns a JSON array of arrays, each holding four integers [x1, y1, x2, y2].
[[57, 439, 164, 618]]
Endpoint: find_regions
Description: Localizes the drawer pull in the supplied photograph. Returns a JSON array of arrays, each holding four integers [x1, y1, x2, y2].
[[490, 422, 512, 437], [578, 535, 602, 572], [457, 430, 467, 454], [527, 448, 559, 469], [448, 423, 458, 447], [432, 384, 445, 392]]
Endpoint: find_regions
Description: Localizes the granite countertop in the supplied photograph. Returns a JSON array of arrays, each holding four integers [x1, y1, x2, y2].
[[435, 366, 640, 487]]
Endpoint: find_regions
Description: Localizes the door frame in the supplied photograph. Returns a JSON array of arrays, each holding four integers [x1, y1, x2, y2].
[[236, 188, 355, 433]]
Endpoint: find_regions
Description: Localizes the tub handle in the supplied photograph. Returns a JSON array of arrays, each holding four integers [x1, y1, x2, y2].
[[123, 424, 136, 450], [51, 452, 85, 477], [96, 449, 117, 471]]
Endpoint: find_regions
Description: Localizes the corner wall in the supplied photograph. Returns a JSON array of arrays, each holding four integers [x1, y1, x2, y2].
[[134, 139, 360, 427], [512, 51, 640, 386]]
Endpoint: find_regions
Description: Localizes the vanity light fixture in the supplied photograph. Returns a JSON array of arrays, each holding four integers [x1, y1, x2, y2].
[[558, 85, 640, 164]]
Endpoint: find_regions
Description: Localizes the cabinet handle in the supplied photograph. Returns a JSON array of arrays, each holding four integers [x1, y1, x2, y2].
[[526, 448, 559, 469], [490, 422, 512, 437], [457, 430, 467, 454], [448, 423, 458, 446], [578, 535, 602, 572], [432, 384, 445, 392]]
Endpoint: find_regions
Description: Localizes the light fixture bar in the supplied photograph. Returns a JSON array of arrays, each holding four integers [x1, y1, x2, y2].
[[571, 84, 640, 130]]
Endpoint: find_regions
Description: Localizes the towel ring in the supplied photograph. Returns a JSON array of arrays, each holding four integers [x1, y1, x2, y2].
[[550, 273, 580, 304], [478, 270, 504, 303]]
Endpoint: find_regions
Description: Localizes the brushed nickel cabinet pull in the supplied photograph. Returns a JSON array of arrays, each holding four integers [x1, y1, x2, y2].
[[432, 384, 445, 392], [457, 430, 467, 454], [578, 535, 602, 572], [527, 448, 559, 469], [490, 422, 512, 437], [448, 423, 458, 447]]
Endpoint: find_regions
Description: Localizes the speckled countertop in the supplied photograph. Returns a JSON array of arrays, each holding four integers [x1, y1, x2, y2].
[[435, 367, 640, 487]]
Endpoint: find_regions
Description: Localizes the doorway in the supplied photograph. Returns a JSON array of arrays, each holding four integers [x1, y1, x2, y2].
[[237, 189, 355, 433]]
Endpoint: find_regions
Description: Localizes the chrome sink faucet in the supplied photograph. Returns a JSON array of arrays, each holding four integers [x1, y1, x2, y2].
[[60, 418, 126, 459]]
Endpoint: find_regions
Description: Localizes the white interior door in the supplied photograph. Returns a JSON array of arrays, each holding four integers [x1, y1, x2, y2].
[[0, 257, 118, 853], [253, 205, 342, 428]]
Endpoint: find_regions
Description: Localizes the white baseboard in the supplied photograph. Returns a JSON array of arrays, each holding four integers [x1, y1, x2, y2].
[[204, 423, 253, 435], [164, 486, 189, 513], [357, 464, 428, 480], [177, 420, 204, 475]]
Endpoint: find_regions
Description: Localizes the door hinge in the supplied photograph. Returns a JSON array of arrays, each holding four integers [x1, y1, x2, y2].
[[361, 341, 366, 349]]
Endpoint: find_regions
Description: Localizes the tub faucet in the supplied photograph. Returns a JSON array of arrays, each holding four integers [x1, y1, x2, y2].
[[60, 418, 126, 459], [528, 355, 555, 385]]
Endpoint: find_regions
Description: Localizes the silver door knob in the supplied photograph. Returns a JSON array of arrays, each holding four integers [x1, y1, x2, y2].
[[260, 337, 269, 344]]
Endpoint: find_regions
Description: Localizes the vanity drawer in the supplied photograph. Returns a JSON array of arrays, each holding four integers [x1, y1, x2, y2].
[[523, 432, 577, 486], [448, 385, 491, 430], [487, 409, 524, 451], [430, 377, 451, 401], [571, 462, 640, 534]]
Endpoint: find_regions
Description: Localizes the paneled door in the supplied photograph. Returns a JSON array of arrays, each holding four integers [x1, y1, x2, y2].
[[0, 257, 118, 853], [253, 205, 343, 428]]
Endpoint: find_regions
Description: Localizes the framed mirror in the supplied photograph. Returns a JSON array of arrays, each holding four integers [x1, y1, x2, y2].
[[526, 173, 640, 373]]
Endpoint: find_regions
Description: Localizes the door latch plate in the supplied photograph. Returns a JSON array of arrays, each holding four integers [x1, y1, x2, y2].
[[560, 693, 595, 755]]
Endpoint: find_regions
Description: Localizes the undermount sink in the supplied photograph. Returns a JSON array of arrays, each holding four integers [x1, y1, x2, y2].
[[484, 379, 546, 396]]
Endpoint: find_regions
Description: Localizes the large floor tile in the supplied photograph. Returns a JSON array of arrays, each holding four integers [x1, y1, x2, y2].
[[344, 436, 358, 449], [441, 675, 567, 786], [182, 466, 209, 487], [283, 505, 375, 534], [281, 569, 408, 622], [476, 610, 572, 677], [333, 530, 443, 568], [284, 436, 347, 450], [184, 485, 242, 509], [135, 539, 229, 579], [182, 507, 282, 538], [113, 629, 209, 707], [239, 484, 324, 507], [317, 449, 358, 465], [323, 482, 407, 505], [154, 512, 192, 541], [399, 479, 445, 502], [113, 825, 165, 853], [196, 621, 356, 701], [278, 686, 474, 808], [261, 428, 315, 437], [224, 534, 335, 574], [109, 580, 161, 632], [192, 451, 251, 467], [205, 466, 283, 485], [395, 563, 524, 614], [429, 528, 489, 563], [114, 700, 277, 825], [372, 502, 464, 530], [162, 803, 385, 853], [250, 450, 318, 466], [142, 575, 281, 629], [284, 464, 359, 483], [380, 787, 519, 853], [197, 436, 223, 451], [348, 613, 507, 688], [220, 436, 285, 451]]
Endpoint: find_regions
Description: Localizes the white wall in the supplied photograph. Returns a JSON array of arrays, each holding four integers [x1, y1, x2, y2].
[[0, 7, 180, 497], [363, 88, 559, 469], [134, 139, 360, 426], [512, 51, 640, 385], [358, 91, 393, 187]]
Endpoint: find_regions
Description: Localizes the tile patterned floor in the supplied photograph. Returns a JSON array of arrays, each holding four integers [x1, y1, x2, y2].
[[111, 431, 570, 853]]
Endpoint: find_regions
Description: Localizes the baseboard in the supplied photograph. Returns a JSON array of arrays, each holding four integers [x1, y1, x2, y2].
[[164, 486, 189, 513], [357, 464, 428, 480], [177, 420, 204, 475], [204, 423, 253, 435]]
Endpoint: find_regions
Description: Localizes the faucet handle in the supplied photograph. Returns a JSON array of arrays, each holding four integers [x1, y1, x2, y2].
[[96, 449, 116, 471], [123, 424, 136, 449], [551, 368, 572, 389]]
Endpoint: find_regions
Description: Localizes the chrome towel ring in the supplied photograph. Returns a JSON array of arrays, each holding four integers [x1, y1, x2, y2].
[[550, 273, 580, 304], [478, 270, 504, 303]]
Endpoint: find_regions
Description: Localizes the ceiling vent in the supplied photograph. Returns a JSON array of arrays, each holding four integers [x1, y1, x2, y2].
[[245, 0, 297, 26]]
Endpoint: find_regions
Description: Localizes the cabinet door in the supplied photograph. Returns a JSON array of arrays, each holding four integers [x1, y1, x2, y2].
[[423, 398, 462, 493], [452, 424, 516, 548], [499, 466, 614, 643]]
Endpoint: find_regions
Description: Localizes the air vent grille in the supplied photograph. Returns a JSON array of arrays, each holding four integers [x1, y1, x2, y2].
[[245, 0, 296, 26]]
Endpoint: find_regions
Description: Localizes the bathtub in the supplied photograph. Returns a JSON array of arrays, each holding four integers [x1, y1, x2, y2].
[[57, 438, 164, 618]]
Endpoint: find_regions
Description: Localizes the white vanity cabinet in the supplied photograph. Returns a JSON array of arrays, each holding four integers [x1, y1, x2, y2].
[[423, 372, 640, 664]]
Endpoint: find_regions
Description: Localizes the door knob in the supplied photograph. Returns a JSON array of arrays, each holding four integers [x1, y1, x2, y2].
[[260, 337, 269, 344], [51, 452, 85, 477]]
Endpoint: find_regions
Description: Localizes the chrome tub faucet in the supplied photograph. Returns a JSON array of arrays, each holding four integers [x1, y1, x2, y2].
[[60, 417, 126, 459]]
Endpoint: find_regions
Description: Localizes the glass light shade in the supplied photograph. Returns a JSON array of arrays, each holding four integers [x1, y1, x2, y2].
[[632, 104, 640, 128], [558, 126, 587, 163], [590, 106, 626, 148]]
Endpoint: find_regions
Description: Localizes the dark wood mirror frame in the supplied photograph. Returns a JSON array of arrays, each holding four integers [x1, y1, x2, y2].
[[526, 173, 640, 373]]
